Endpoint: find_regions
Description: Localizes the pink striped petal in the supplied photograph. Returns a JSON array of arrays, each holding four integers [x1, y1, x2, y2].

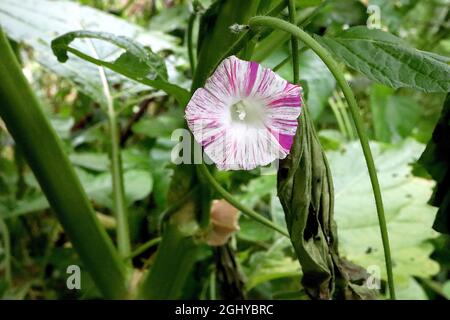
[[185, 55, 302, 171]]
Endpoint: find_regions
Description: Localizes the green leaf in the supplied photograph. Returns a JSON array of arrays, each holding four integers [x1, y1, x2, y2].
[[329, 140, 440, 288], [132, 115, 185, 138], [80, 169, 153, 208], [370, 84, 422, 142], [245, 238, 301, 291], [50, 30, 190, 106], [316, 26, 450, 92], [51, 30, 168, 81], [443, 281, 450, 299], [70, 152, 110, 172], [0, 0, 179, 103]]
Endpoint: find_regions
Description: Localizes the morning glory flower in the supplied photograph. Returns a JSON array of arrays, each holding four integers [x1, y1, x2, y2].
[[186, 55, 302, 170]]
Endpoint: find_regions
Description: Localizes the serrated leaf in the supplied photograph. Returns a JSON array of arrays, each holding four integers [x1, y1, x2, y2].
[[328, 140, 440, 288], [316, 27, 450, 92]]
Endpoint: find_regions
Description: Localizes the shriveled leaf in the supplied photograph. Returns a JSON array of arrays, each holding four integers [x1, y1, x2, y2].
[[278, 110, 368, 299], [316, 27, 450, 92], [328, 140, 440, 288]]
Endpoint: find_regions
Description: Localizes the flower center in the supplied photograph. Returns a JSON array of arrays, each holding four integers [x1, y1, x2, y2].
[[230, 99, 264, 126]]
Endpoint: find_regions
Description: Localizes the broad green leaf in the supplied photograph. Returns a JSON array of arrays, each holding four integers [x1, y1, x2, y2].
[[51, 30, 190, 106], [0, 0, 181, 103], [370, 84, 422, 142], [52, 30, 168, 81], [275, 49, 335, 119], [316, 27, 450, 92], [328, 140, 440, 289]]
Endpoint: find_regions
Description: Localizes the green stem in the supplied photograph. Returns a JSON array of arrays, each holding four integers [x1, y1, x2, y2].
[[107, 104, 131, 258], [85, 38, 131, 258], [0, 219, 12, 286], [127, 237, 161, 260], [249, 16, 396, 300], [273, 46, 307, 72], [187, 13, 197, 74], [253, 1, 329, 62], [287, 0, 299, 84], [209, 269, 216, 300], [0, 28, 127, 298], [198, 163, 289, 237]]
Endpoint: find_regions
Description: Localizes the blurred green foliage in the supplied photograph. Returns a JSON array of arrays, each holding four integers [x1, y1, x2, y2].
[[0, 0, 449, 300]]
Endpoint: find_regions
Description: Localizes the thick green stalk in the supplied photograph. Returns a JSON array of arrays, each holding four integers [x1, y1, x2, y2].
[[0, 29, 127, 298], [249, 16, 396, 299], [198, 164, 289, 237], [138, 224, 199, 299]]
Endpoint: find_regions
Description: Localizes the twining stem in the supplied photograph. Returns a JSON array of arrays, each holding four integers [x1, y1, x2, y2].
[[187, 12, 197, 74], [249, 16, 396, 299], [86, 40, 131, 258], [0, 219, 12, 286], [198, 163, 289, 237]]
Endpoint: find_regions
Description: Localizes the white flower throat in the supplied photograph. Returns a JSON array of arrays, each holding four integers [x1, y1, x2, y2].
[[230, 99, 264, 126]]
